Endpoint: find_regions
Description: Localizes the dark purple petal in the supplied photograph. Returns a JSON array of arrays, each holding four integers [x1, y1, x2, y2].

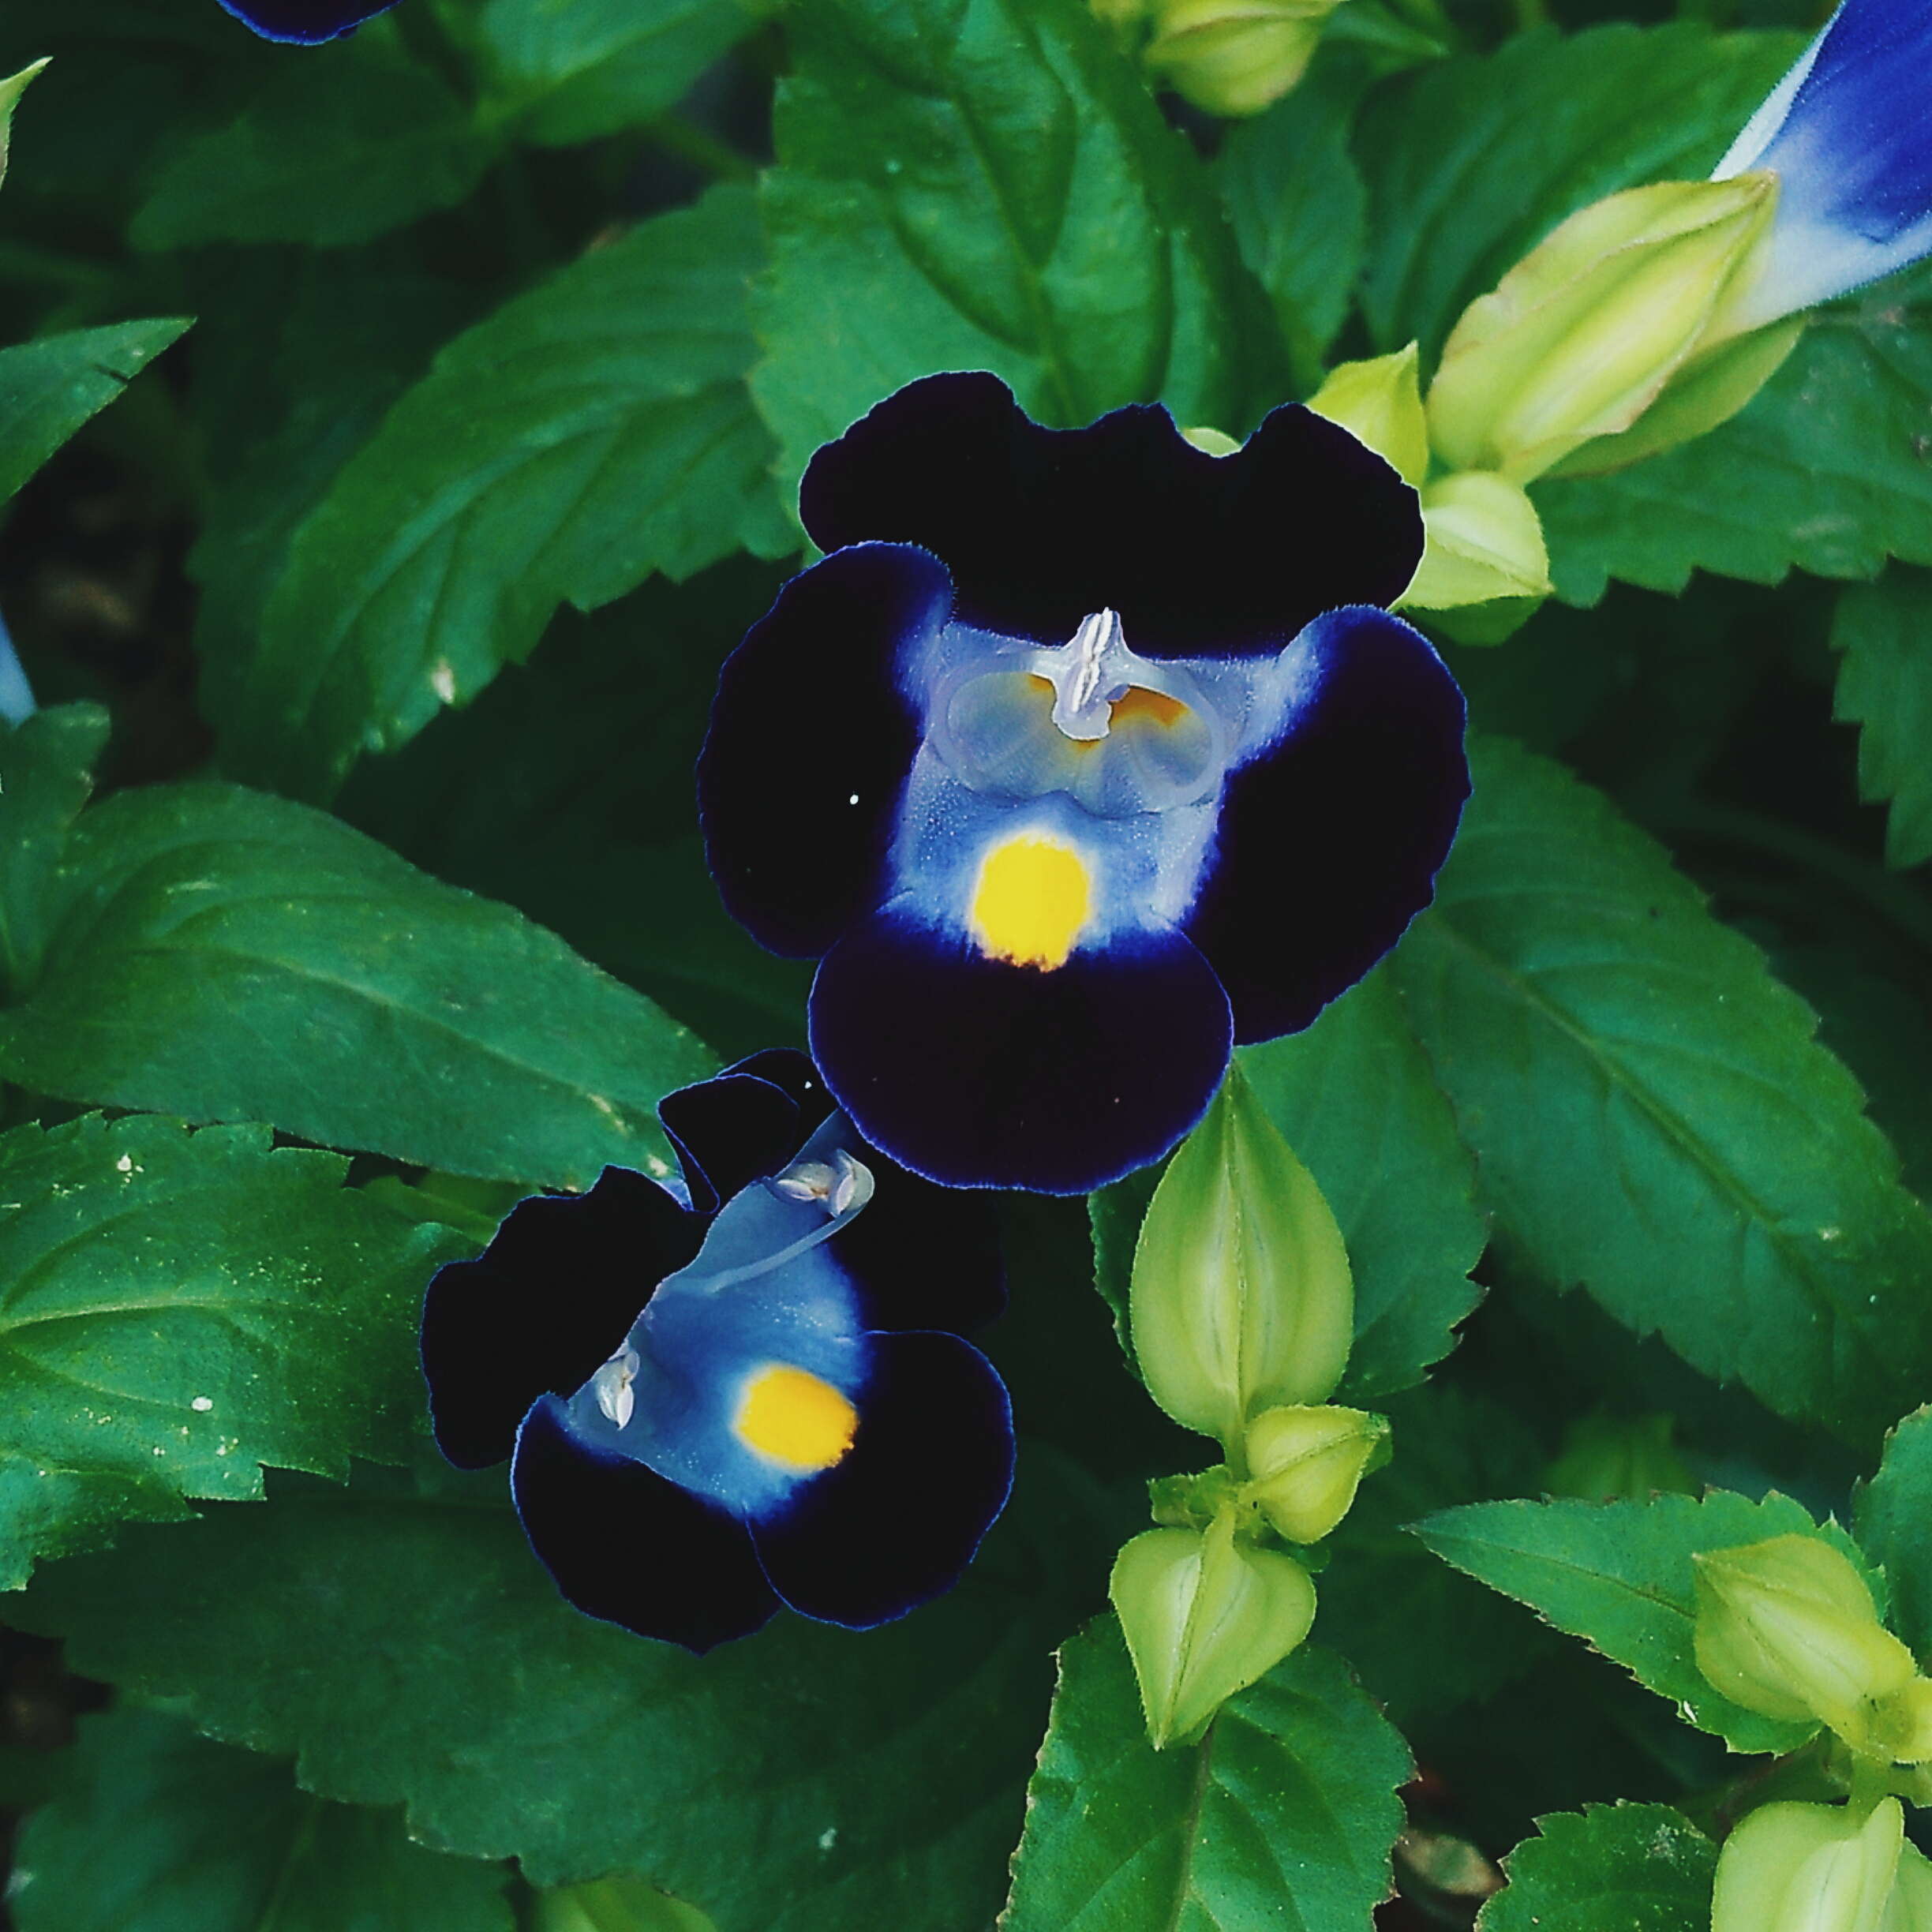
[[799, 373, 1423, 656], [808, 910, 1234, 1193], [1185, 606, 1469, 1044], [421, 1168, 701, 1470], [698, 544, 952, 959], [722, 1047, 837, 1134], [512, 1396, 779, 1652], [215, 0, 399, 42], [657, 1069, 803, 1215], [829, 1161, 1005, 1335], [748, 1332, 1013, 1630]]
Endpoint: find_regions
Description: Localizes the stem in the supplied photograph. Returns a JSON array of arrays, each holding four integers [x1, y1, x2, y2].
[[1846, 1754, 1892, 1819], [646, 114, 758, 185]]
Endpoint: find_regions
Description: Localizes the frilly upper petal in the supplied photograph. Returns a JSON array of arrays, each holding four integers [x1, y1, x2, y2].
[[798, 373, 1423, 656]]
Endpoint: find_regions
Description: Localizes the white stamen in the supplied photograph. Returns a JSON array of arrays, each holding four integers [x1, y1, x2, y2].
[[1052, 609, 1127, 740], [829, 1149, 875, 1218], [773, 1161, 837, 1203], [592, 1347, 640, 1428]]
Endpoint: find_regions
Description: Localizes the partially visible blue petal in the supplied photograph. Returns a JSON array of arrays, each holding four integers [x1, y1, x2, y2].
[[748, 1331, 1013, 1631], [511, 1395, 779, 1652], [421, 1167, 701, 1471], [1183, 605, 1469, 1045], [698, 544, 952, 958], [658, 1069, 803, 1215], [0, 612, 36, 726], [215, 0, 399, 40], [809, 906, 1234, 1193], [1715, 0, 1932, 324], [724, 1048, 837, 1133], [799, 373, 1422, 656]]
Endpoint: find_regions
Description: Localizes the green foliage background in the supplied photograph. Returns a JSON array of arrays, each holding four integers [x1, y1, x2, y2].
[[0, 0, 1930, 1926]]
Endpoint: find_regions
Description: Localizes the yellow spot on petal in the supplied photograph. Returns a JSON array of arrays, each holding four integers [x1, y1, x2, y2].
[[735, 1365, 858, 1470], [1109, 685, 1189, 729], [969, 833, 1092, 972]]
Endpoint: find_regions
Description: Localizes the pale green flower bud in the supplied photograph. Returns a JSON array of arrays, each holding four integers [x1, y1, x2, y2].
[[1869, 1679, 1932, 1767], [1712, 1799, 1904, 1932], [1243, 1404, 1387, 1544], [1398, 472, 1552, 637], [1544, 315, 1806, 478], [1110, 1511, 1317, 1747], [1425, 174, 1779, 483], [1181, 425, 1242, 457], [1694, 1535, 1917, 1752], [1883, 1844, 1932, 1932], [1142, 0, 1338, 118], [535, 1876, 717, 1932], [0, 60, 49, 197], [1306, 346, 1429, 488], [1129, 1065, 1353, 1454]]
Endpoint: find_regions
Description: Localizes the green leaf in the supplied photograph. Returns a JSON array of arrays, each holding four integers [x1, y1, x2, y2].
[[1832, 568, 1932, 871], [1313, 1384, 1556, 1727], [1477, 1805, 1716, 1932], [1090, 969, 1485, 1405], [1241, 968, 1485, 1402], [537, 1876, 718, 1932], [1853, 1404, 1932, 1659], [13, 1458, 1106, 1932], [0, 319, 191, 506], [1356, 22, 1798, 363], [1216, 59, 1368, 390], [131, 30, 496, 251], [751, 0, 1281, 493], [0, 710, 713, 1187], [1537, 267, 1932, 605], [1413, 1488, 1875, 1754], [1390, 736, 1932, 1448], [223, 184, 792, 802], [12, 1705, 515, 1932], [0, 1112, 466, 1590], [480, 0, 762, 147], [1002, 1618, 1410, 1932]]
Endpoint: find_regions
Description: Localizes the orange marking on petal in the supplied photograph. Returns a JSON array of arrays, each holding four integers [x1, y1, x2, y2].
[[1109, 685, 1189, 729]]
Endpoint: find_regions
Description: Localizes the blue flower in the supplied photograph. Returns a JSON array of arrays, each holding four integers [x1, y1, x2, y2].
[[421, 1050, 1013, 1653], [1713, 0, 1932, 328], [698, 373, 1469, 1195], [215, 0, 399, 43]]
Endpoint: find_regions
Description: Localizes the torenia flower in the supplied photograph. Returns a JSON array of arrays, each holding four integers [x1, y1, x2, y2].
[[421, 1050, 1013, 1652], [1711, 0, 1932, 333], [215, 0, 400, 42], [698, 374, 1469, 1194]]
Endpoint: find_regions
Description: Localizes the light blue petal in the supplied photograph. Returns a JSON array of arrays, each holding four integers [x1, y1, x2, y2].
[[1716, 0, 1932, 324], [0, 610, 36, 725]]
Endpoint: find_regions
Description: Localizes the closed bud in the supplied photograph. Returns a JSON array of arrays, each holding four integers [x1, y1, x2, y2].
[[1130, 1065, 1353, 1453], [1243, 1404, 1387, 1544], [1181, 425, 1242, 457], [1425, 174, 1778, 482], [1884, 1844, 1932, 1932], [1694, 1535, 1917, 1751], [1544, 315, 1806, 478], [1142, 0, 1337, 118], [1110, 1512, 1317, 1747], [0, 59, 49, 196], [1712, 1799, 1904, 1932], [1306, 346, 1429, 488], [1398, 472, 1552, 641], [1870, 1678, 1932, 1767]]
